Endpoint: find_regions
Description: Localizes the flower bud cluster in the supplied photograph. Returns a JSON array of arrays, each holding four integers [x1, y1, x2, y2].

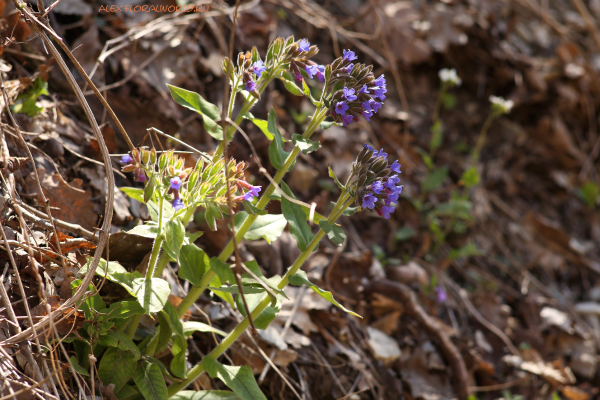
[[489, 95, 513, 115], [120, 148, 262, 212], [348, 144, 402, 219], [317, 49, 386, 127]]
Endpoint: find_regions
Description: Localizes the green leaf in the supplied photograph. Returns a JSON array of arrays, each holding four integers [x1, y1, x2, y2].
[[417, 148, 434, 170], [281, 197, 314, 252], [394, 227, 416, 243], [171, 335, 188, 378], [291, 134, 321, 154], [120, 187, 145, 203], [168, 84, 223, 140], [430, 120, 444, 153], [421, 166, 448, 192], [319, 120, 339, 130], [182, 321, 227, 337], [242, 213, 287, 243], [156, 311, 173, 353], [163, 301, 184, 338], [104, 300, 145, 320], [448, 241, 480, 260], [78, 258, 142, 296], [133, 360, 169, 400], [279, 77, 303, 96], [126, 224, 159, 239], [203, 357, 267, 400], [328, 166, 344, 189], [318, 221, 346, 246], [171, 391, 241, 400], [210, 257, 236, 285], [97, 332, 141, 361], [11, 77, 48, 117], [209, 274, 234, 307], [185, 231, 204, 244], [98, 347, 137, 393], [132, 277, 171, 314], [235, 293, 282, 330], [179, 244, 210, 286], [267, 108, 290, 170], [578, 182, 600, 207], [69, 356, 90, 377], [164, 219, 185, 261], [115, 385, 138, 399], [442, 92, 456, 110], [248, 118, 273, 140], [460, 166, 480, 188], [289, 270, 361, 318], [148, 200, 175, 224]]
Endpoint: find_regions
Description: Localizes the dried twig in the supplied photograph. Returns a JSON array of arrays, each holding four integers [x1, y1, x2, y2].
[[365, 280, 470, 400]]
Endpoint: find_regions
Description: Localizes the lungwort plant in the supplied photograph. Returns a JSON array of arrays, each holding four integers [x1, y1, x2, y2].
[[70, 37, 398, 400]]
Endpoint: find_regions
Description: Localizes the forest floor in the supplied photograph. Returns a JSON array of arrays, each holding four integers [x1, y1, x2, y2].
[[2, 0, 600, 399]]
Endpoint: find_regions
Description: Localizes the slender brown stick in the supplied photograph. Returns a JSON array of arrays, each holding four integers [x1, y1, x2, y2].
[[365, 280, 470, 400]]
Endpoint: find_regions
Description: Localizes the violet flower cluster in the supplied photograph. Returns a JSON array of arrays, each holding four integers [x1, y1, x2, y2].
[[292, 44, 386, 127], [120, 148, 262, 211], [349, 144, 402, 219]]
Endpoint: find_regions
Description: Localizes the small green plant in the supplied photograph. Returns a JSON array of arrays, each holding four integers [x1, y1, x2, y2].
[[11, 76, 49, 117], [68, 37, 400, 400]]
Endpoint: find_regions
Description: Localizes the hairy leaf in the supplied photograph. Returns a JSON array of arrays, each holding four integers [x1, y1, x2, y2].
[[203, 357, 267, 400], [318, 221, 346, 246], [179, 244, 210, 286], [168, 84, 223, 140], [164, 219, 185, 261], [267, 108, 290, 170], [291, 134, 321, 154], [289, 270, 361, 317], [132, 277, 171, 314], [133, 360, 169, 400], [97, 332, 140, 361], [182, 321, 227, 337], [98, 347, 137, 393]]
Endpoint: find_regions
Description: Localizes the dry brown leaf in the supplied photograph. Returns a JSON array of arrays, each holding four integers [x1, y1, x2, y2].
[[39, 174, 96, 230]]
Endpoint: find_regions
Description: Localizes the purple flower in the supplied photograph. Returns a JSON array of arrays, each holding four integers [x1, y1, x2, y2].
[[373, 149, 388, 160], [371, 100, 383, 113], [134, 168, 145, 183], [435, 286, 447, 303], [386, 191, 399, 204], [343, 87, 357, 101], [343, 49, 357, 62], [346, 63, 354, 74], [363, 144, 373, 151], [316, 65, 325, 82], [374, 74, 386, 87], [359, 84, 369, 94], [342, 115, 354, 126], [390, 160, 401, 174], [121, 154, 133, 163], [335, 101, 349, 115], [371, 181, 384, 194], [170, 177, 182, 190], [385, 175, 400, 188], [362, 110, 373, 121], [172, 198, 184, 210], [381, 205, 395, 219], [298, 39, 310, 52], [295, 72, 303, 82], [362, 193, 376, 209], [362, 101, 372, 112], [245, 80, 257, 92], [243, 185, 262, 201], [372, 86, 387, 100], [305, 65, 318, 79], [252, 60, 266, 78]]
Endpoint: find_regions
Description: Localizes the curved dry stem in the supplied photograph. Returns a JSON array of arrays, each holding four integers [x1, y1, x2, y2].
[[2, 7, 114, 346]]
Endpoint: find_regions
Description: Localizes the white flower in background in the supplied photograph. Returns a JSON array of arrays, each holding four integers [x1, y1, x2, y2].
[[438, 68, 462, 87], [489, 95, 514, 114]]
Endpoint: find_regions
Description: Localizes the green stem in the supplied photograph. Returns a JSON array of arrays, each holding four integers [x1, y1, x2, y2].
[[175, 108, 327, 319], [212, 68, 280, 162], [471, 111, 497, 166], [167, 193, 351, 396], [432, 83, 447, 123], [127, 195, 166, 339]]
